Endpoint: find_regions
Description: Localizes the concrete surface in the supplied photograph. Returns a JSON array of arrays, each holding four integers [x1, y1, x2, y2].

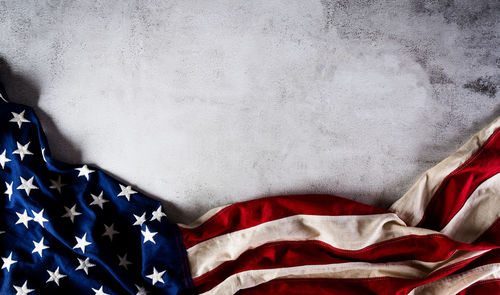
[[0, 0, 498, 223]]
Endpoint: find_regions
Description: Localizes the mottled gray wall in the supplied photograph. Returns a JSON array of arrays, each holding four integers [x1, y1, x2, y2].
[[0, 0, 498, 223]]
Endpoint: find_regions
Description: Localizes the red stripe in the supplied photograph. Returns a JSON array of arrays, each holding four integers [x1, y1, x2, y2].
[[417, 128, 500, 230], [231, 254, 484, 295], [234, 277, 412, 295], [457, 279, 500, 295], [181, 194, 388, 249], [193, 235, 495, 293]]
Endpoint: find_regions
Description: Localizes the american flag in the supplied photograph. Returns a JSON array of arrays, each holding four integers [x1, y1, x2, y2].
[[0, 80, 499, 294]]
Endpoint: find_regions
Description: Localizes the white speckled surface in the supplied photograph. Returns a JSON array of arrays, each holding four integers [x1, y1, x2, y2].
[[0, 0, 498, 223]]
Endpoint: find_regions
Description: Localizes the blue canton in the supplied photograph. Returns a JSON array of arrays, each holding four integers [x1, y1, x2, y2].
[[0, 82, 195, 294]]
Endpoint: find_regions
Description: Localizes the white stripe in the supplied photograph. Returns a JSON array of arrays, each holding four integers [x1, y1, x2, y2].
[[441, 173, 500, 243], [188, 213, 438, 278], [410, 263, 500, 295], [200, 250, 488, 295], [390, 116, 500, 226], [178, 204, 229, 229]]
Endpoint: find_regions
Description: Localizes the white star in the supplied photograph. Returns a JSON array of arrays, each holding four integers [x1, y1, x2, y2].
[[146, 267, 166, 285], [75, 165, 95, 180], [1, 252, 17, 271], [133, 212, 146, 227], [13, 280, 34, 295], [117, 184, 137, 201], [4, 181, 13, 201], [76, 257, 95, 274], [15, 209, 33, 228], [9, 110, 30, 129], [135, 285, 148, 295], [46, 266, 66, 286], [31, 209, 48, 228], [0, 149, 11, 169], [102, 223, 119, 241], [73, 233, 92, 253], [90, 191, 108, 209], [32, 237, 49, 257], [17, 176, 38, 196], [150, 205, 167, 222], [141, 226, 157, 244], [62, 204, 81, 223], [117, 253, 132, 270], [92, 286, 110, 295], [49, 176, 66, 193], [13, 141, 33, 161]]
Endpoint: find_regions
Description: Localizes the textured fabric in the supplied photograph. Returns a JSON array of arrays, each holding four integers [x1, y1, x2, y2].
[[0, 81, 195, 294], [1, 79, 500, 294], [181, 117, 500, 294]]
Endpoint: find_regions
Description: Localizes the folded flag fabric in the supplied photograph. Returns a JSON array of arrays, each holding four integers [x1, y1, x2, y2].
[[0, 80, 499, 295]]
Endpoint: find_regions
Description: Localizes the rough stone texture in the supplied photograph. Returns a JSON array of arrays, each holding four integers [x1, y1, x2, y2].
[[0, 0, 498, 223]]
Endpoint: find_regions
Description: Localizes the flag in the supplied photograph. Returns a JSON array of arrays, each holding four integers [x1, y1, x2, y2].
[[0, 81, 195, 294], [0, 79, 499, 294], [179, 116, 500, 294]]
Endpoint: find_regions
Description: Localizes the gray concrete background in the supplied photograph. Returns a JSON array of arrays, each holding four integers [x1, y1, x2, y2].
[[0, 0, 498, 223]]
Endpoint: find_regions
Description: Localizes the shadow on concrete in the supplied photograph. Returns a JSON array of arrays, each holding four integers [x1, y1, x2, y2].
[[0, 57, 83, 164], [0, 57, 191, 221]]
